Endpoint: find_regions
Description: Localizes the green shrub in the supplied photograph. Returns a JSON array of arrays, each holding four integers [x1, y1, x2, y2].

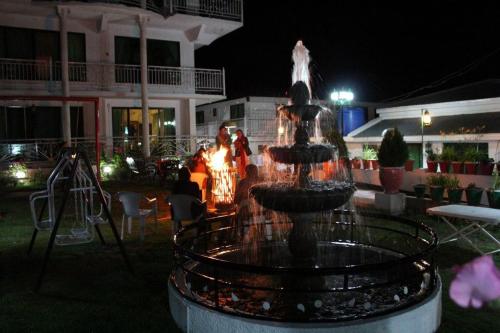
[[440, 146, 457, 161], [427, 174, 448, 187], [377, 128, 408, 167], [462, 148, 480, 162], [446, 176, 461, 189], [362, 146, 378, 160]]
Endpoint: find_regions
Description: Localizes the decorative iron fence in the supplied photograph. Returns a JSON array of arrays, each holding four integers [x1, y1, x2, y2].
[[0, 59, 225, 95], [0, 135, 214, 166], [32, 0, 243, 22]]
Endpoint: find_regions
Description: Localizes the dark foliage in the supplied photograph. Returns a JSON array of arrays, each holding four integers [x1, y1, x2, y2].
[[377, 128, 408, 167]]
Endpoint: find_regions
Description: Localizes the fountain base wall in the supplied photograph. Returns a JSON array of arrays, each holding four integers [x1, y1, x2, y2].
[[168, 277, 441, 333]]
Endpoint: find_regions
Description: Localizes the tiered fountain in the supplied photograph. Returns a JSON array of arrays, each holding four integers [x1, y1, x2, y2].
[[169, 41, 441, 333]]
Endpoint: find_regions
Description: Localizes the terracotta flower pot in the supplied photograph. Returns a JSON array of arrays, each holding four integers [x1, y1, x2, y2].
[[464, 162, 477, 175], [351, 159, 361, 169], [438, 161, 450, 173], [371, 160, 379, 170], [451, 161, 463, 174], [379, 167, 404, 194], [427, 161, 437, 173], [405, 159, 414, 172], [362, 159, 371, 170]]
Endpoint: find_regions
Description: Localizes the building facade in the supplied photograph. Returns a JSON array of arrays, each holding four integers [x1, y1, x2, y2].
[[345, 80, 500, 168], [0, 0, 243, 161]]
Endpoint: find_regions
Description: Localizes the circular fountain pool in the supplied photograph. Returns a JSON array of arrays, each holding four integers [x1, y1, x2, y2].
[[169, 210, 441, 332]]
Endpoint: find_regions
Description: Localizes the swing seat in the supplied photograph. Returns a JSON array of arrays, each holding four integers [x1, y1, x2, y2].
[[55, 231, 93, 246]]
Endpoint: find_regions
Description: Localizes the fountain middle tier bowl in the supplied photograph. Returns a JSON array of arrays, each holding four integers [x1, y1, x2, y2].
[[278, 104, 324, 122], [268, 144, 335, 164], [250, 181, 355, 213]]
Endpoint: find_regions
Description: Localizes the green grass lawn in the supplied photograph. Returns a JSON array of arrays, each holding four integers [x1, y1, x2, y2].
[[0, 183, 499, 332]]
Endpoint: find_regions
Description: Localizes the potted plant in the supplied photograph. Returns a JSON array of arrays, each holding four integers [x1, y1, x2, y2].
[[465, 182, 483, 206], [486, 166, 500, 208], [377, 128, 408, 194], [351, 156, 361, 169], [362, 146, 377, 170], [446, 176, 463, 204], [438, 146, 455, 173], [426, 145, 438, 173], [478, 153, 494, 176], [450, 149, 463, 174], [414, 183, 427, 199], [427, 174, 447, 203], [463, 148, 479, 175]]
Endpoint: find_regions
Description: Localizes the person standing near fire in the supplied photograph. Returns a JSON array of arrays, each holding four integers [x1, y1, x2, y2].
[[215, 124, 233, 165], [233, 129, 252, 179]]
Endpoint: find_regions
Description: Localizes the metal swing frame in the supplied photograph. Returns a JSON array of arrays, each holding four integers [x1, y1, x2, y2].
[[28, 148, 133, 291]]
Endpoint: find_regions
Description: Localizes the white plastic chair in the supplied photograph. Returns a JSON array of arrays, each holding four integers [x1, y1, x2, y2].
[[190, 172, 208, 201], [167, 194, 205, 234], [118, 192, 158, 241]]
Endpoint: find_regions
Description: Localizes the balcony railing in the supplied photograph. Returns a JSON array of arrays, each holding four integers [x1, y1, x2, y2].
[[32, 0, 243, 22], [0, 135, 214, 164], [0, 58, 225, 95]]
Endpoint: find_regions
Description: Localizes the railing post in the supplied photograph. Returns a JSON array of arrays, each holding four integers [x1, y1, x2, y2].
[[138, 15, 151, 158], [240, 0, 244, 24], [222, 67, 226, 96]]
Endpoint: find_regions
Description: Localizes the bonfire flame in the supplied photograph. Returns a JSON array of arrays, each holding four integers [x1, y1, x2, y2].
[[207, 147, 234, 206]]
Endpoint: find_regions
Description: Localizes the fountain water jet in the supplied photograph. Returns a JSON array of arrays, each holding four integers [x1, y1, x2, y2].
[[168, 41, 441, 333]]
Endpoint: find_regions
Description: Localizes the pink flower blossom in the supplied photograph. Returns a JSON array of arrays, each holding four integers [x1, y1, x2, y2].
[[449, 255, 500, 308]]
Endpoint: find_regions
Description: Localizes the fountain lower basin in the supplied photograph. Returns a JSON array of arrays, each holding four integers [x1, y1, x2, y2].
[[169, 211, 440, 332]]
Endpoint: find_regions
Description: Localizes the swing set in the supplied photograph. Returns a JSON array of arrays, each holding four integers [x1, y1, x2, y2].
[[28, 148, 133, 291]]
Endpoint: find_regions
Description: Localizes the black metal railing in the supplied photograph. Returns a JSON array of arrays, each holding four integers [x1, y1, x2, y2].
[[171, 210, 438, 322]]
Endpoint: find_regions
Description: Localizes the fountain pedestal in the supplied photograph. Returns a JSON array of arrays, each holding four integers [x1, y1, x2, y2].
[[375, 192, 406, 215]]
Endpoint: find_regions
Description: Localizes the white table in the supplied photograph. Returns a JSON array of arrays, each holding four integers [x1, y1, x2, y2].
[[427, 204, 500, 255]]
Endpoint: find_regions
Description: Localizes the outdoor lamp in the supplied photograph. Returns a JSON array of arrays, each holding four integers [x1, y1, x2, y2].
[[422, 109, 432, 127], [330, 89, 354, 104], [420, 109, 432, 168]]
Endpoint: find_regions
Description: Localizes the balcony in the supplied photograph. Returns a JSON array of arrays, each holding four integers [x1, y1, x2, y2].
[[32, 0, 243, 22], [0, 58, 225, 95]]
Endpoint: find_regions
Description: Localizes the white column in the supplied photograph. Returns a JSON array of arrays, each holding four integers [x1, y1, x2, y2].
[[58, 7, 71, 146], [188, 98, 197, 153], [138, 15, 150, 158]]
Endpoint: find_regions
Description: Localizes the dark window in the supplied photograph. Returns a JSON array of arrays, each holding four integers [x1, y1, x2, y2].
[[230, 103, 245, 119], [0, 106, 61, 139], [68, 32, 86, 62], [212, 108, 217, 117], [147, 39, 180, 67], [0, 26, 60, 61], [114, 36, 140, 65], [196, 111, 205, 124], [70, 107, 84, 137]]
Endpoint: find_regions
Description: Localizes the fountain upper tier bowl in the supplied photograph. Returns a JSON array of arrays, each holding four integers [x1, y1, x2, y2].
[[268, 144, 335, 164], [250, 181, 355, 213]]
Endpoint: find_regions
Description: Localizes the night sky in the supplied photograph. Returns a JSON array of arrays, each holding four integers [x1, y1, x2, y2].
[[195, 1, 500, 103]]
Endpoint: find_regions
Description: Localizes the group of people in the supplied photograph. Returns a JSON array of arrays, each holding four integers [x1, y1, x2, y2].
[[170, 125, 259, 222], [215, 125, 252, 179]]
